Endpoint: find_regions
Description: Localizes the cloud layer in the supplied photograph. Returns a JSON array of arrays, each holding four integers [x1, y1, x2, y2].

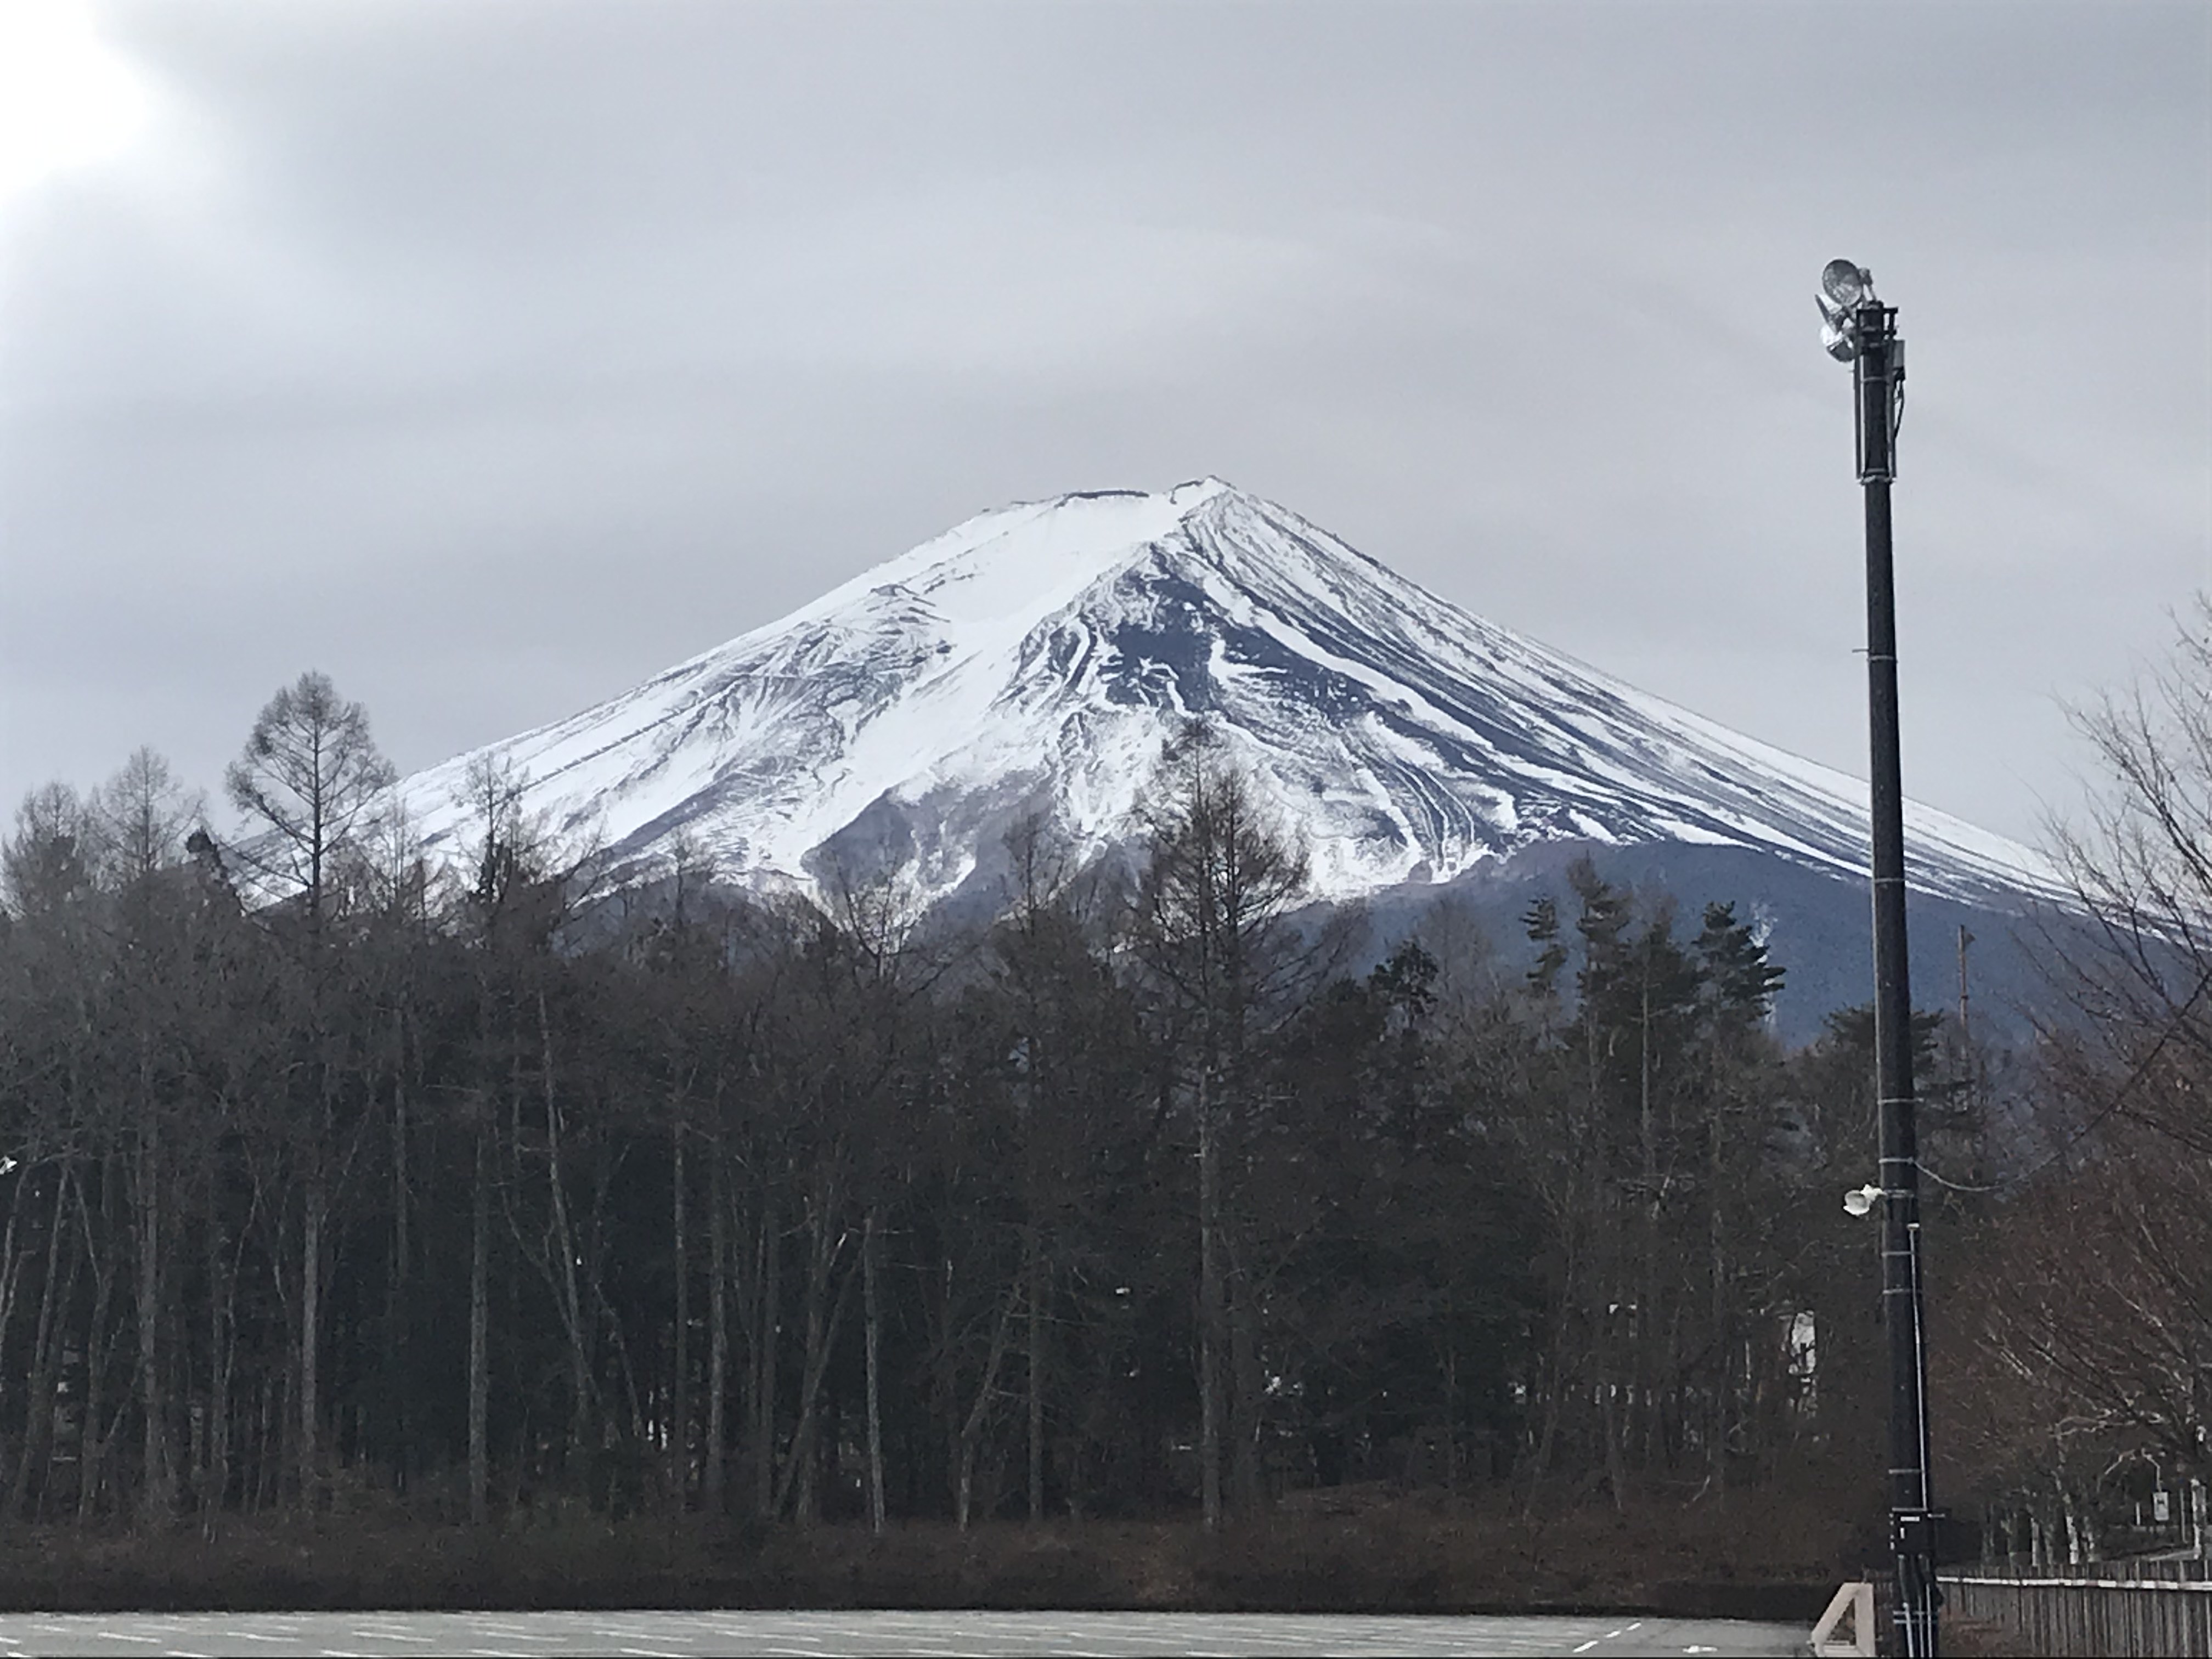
[[3, 0, 2207, 848]]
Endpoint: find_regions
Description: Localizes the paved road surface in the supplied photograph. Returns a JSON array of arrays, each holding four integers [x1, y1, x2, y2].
[[0, 1610, 1805, 1656]]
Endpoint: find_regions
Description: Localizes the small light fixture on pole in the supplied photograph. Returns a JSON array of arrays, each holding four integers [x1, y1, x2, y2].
[[1818, 258, 1942, 1658]]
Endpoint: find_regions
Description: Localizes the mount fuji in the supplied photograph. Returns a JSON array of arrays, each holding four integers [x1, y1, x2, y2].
[[397, 478, 2058, 1029]]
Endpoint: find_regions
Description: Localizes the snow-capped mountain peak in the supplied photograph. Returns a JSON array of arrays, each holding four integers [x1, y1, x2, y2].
[[398, 480, 2054, 913]]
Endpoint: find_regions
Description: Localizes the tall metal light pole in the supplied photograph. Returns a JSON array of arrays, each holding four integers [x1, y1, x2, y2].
[[1818, 257, 1940, 1658]]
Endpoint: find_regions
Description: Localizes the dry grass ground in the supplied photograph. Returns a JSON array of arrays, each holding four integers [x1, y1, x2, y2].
[[0, 1487, 1856, 1619]]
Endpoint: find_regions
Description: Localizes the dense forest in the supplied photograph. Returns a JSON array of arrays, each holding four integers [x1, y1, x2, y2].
[[1, 660, 2197, 1564]]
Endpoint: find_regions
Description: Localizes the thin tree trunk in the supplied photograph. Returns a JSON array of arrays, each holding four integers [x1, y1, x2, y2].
[[705, 1143, 729, 1515], [137, 1112, 171, 1524], [257, 1365, 284, 1515], [778, 1192, 848, 1525], [390, 1034, 410, 1489], [393, 1053, 410, 1280], [77, 1164, 119, 1527], [1636, 972, 1655, 1481], [750, 1198, 779, 1521], [0, 1155, 33, 1497], [864, 1208, 885, 1535], [1707, 1109, 1728, 1496], [1443, 1289, 1460, 1493], [955, 1288, 1015, 1532], [538, 992, 590, 1479], [1523, 1217, 1573, 1505], [468, 1125, 490, 1527], [13, 1162, 77, 1521], [1600, 1359, 1629, 1515], [772, 1258, 853, 1523], [205, 1203, 236, 1537], [1228, 1239, 1263, 1514], [299, 1176, 323, 1510], [1025, 1220, 1044, 1526], [671, 1121, 689, 1507], [1197, 1069, 1223, 1532]]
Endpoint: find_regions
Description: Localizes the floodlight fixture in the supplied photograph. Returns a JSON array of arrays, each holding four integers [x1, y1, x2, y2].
[[1822, 257, 1872, 308], [1816, 261, 1878, 362], [1818, 295, 1859, 362], [1817, 258, 1904, 476], [1843, 1183, 1882, 1218]]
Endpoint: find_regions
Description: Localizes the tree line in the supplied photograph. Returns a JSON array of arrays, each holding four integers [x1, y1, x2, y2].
[[1, 670, 1997, 1535]]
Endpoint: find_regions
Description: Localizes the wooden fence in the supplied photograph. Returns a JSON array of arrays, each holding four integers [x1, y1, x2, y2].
[[1940, 1561, 2212, 1657]]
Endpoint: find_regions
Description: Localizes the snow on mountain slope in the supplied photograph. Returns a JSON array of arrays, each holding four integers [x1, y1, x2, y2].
[[398, 478, 2057, 911]]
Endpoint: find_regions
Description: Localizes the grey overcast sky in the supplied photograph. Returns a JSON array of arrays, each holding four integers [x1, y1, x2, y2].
[[2, 0, 2207, 848]]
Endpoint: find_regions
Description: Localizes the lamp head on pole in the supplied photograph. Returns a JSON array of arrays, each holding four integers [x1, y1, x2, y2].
[[1822, 258, 1872, 308], [1816, 258, 1877, 362]]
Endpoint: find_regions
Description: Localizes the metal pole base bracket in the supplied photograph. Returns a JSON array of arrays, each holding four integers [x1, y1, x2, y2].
[[1810, 1581, 1877, 1658]]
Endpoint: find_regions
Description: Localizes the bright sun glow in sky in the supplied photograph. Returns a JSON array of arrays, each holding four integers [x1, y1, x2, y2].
[[0, 0, 149, 203]]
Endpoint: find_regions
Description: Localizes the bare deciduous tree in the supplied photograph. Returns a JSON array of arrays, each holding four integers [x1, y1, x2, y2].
[[225, 671, 396, 932]]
